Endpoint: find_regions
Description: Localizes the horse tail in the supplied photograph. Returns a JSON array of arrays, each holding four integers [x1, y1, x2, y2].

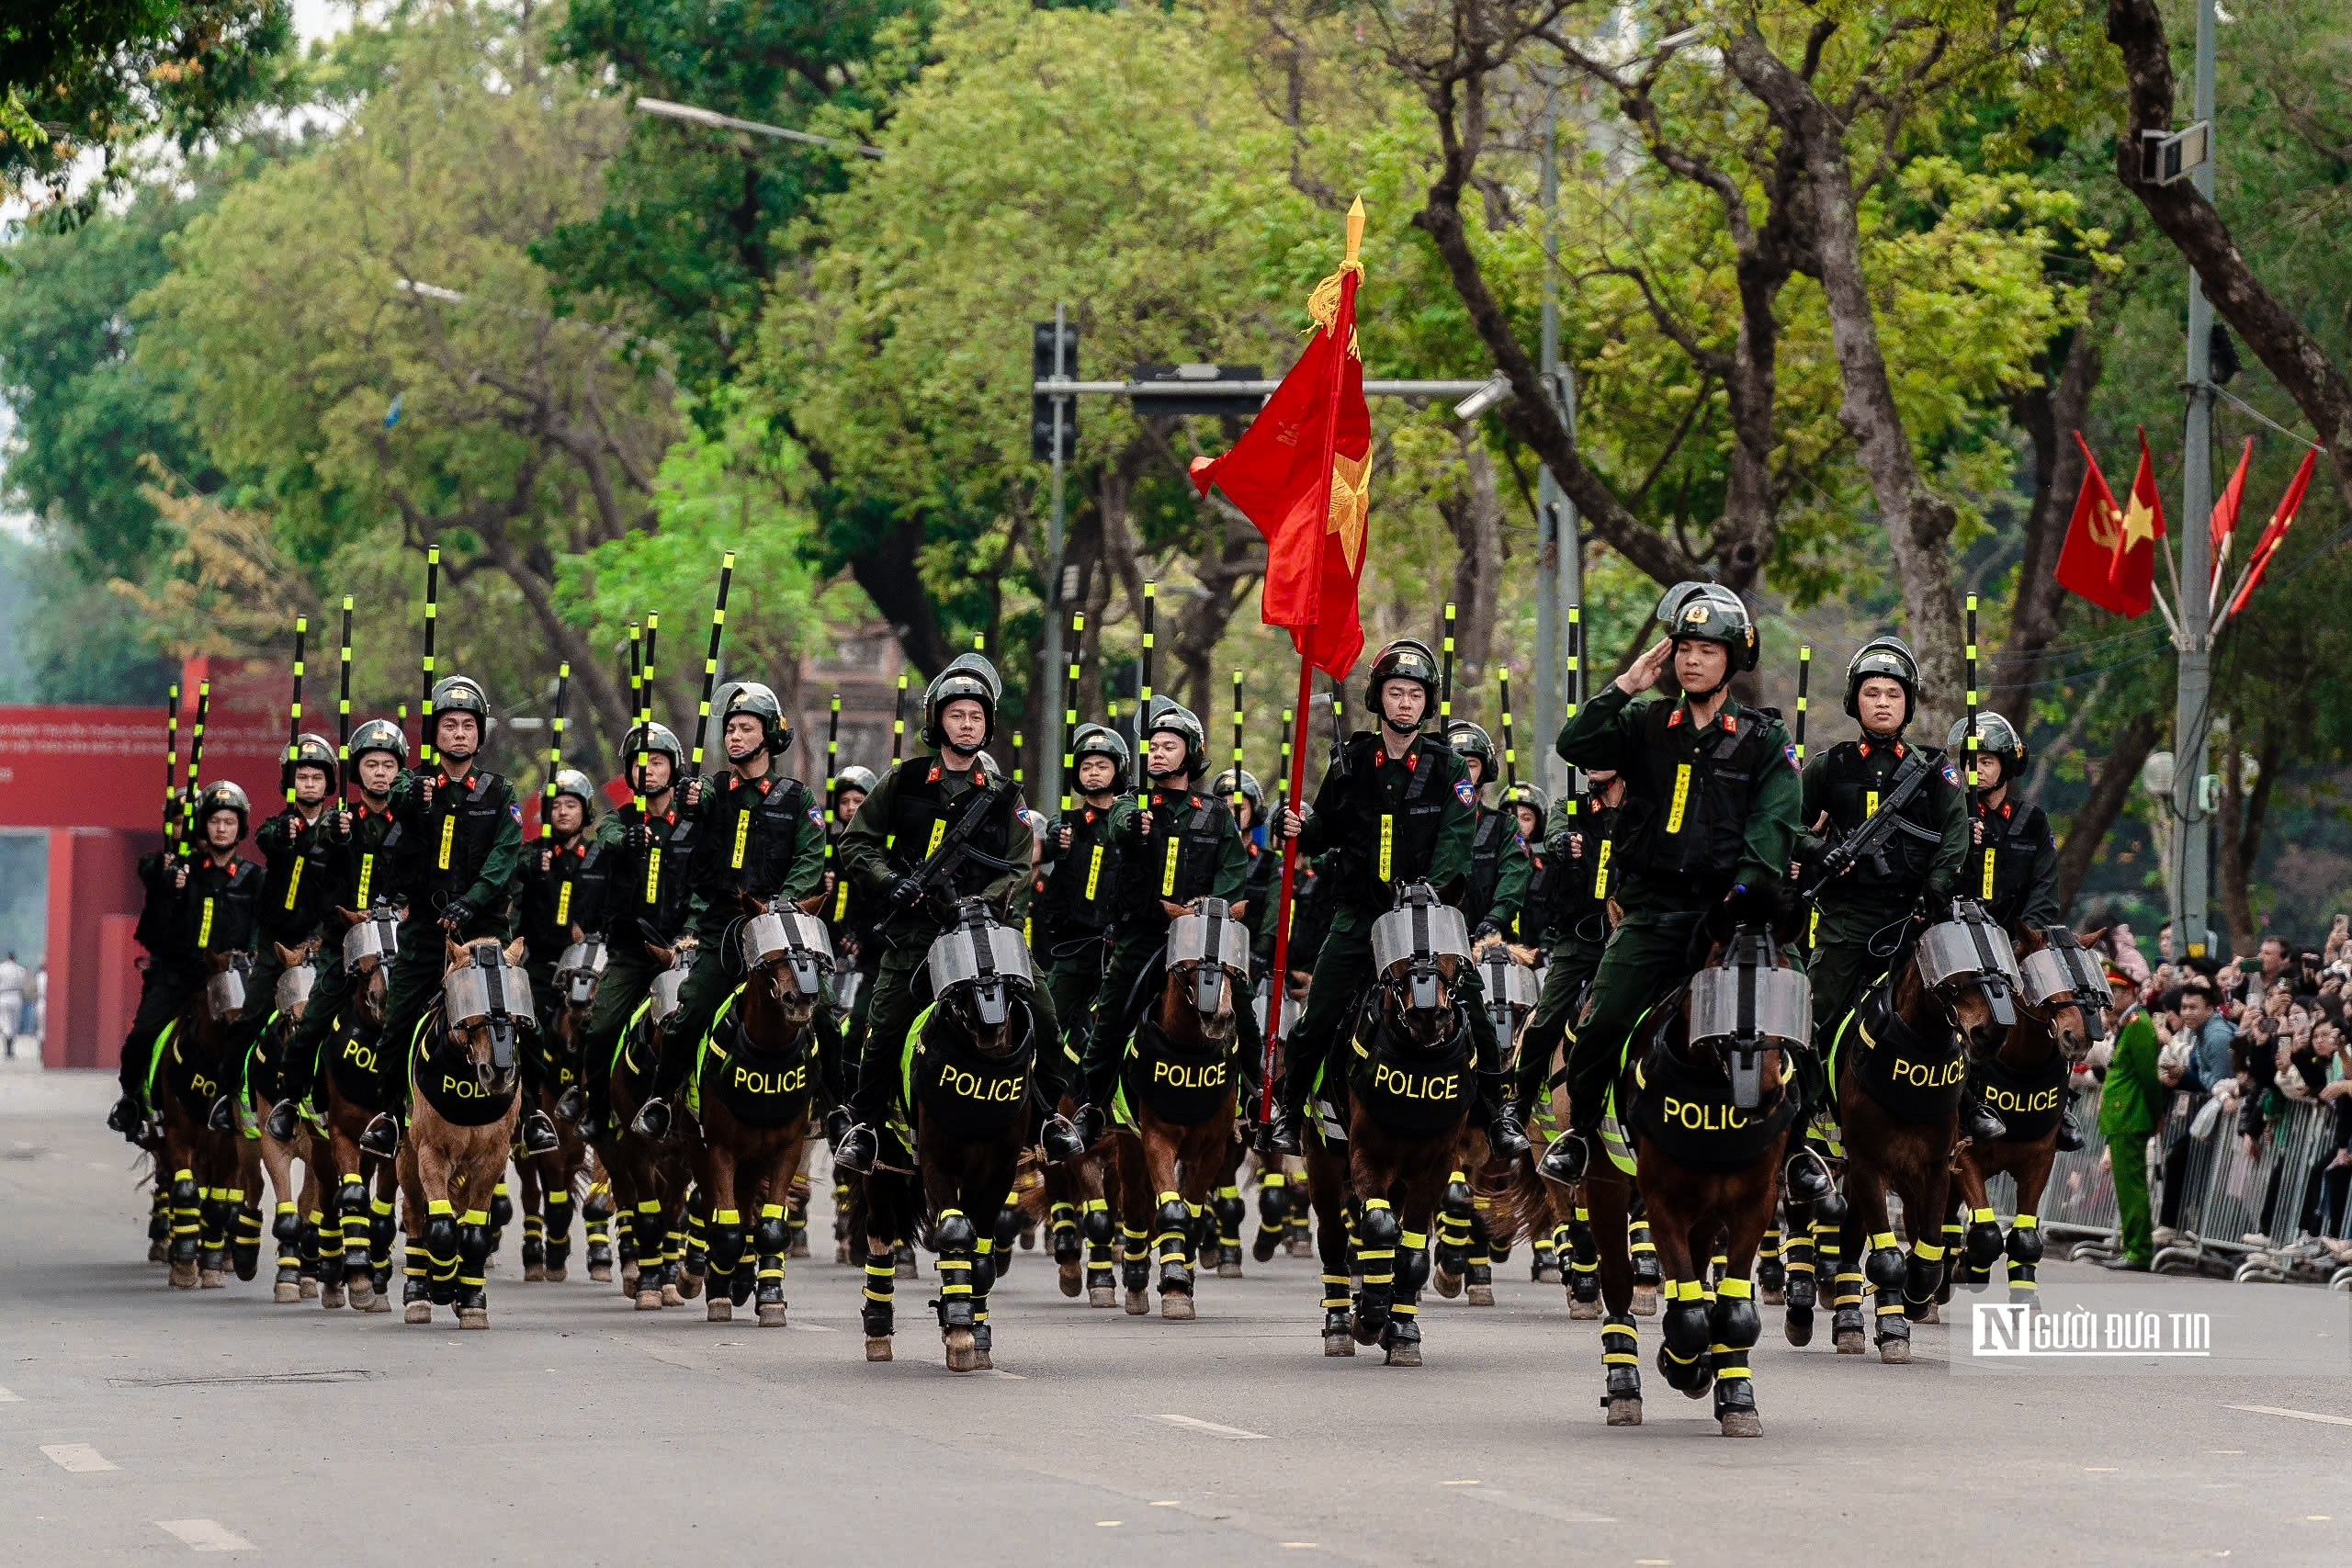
[[1492, 1153, 1561, 1249]]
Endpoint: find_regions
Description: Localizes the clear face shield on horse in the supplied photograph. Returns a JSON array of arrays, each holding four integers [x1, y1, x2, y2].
[[925, 909, 1035, 1035], [275, 956, 316, 1017], [1166, 897, 1252, 1019], [739, 910, 836, 1003], [443, 942, 534, 1070], [2018, 926, 2109, 1058], [205, 953, 254, 1021], [555, 939, 608, 1008], [1478, 948, 1538, 1041], [1369, 884, 1474, 1021], [343, 913, 401, 975], [1916, 899, 2028, 1029], [1687, 930, 1811, 1110]]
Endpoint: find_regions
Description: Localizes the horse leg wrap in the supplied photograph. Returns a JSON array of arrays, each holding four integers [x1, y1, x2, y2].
[[1711, 1276, 1759, 1416], [522, 1213, 545, 1270], [1601, 1314, 1643, 1404], [304, 1211, 330, 1284], [368, 1196, 396, 1274], [994, 1200, 1022, 1262], [973, 1234, 998, 1300], [707, 1207, 744, 1293], [1214, 1186, 1245, 1256], [169, 1169, 200, 1264], [456, 1209, 490, 1311], [425, 1200, 459, 1304], [1049, 1201, 1080, 1265], [1396, 1230, 1430, 1302], [1864, 1232, 1906, 1339], [1758, 1227, 1784, 1295], [1568, 1207, 1601, 1303], [1155, 1194, 1193, 1292], [490, 1181, 514, 1231], [684, 1208, 708, 1278], [199, 1188, 230, 1270], [1120, 1224, 1150, 1292], [1532, 1234, 1557, 1280], [1258, 1171, 1289, 1230], [1781, 1225, 1816, 1311], [544, 1190, 573, 1273], [1938, 1219, 1965, 1289], [149, 1188, 172, 1244], [402, 1224, 430, 1305], [1903, 1242, 1944, 1318], [631, 1201, 666, 1288], [272, 1201, 303, 1247], [862, 1250, 896, 1338], [2006, 1214, 2042, 1299], [232, 1197, 263, 1278], [754, 1201, 788, 1305], [1658, 1280, 1715, 1393], [337, 1177, 369, 1272], [1435, 1172, 1474, 1277], [1628, 1217, 1661, 1289], [1081, 1199, 1114, 1290], [1355, 1200, 1398, 1332], [935, 1208, 978, 1330]]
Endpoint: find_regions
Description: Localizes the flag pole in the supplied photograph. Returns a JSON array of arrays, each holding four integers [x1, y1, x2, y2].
[[1498, 669, 1518, 788], [1260, 652, 1318, 1123], [1059, 611, 1083, 815]]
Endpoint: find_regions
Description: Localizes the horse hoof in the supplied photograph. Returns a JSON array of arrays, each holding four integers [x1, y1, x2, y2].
[[675, 1274, 701, 1302], [1783, 1307, 1814, 1348], [1123, 1290, 1148, 1316], [1631, 1287, 1658, 1317], [1916, 1302, 1940, 1325], [945, 1328, 978, 1371], [865, 1337, 892, 1362], [321, 1286, 345, 1310], [1217, 1262, 1241, 1280], [274, 1282, 300, 1304], [1720, 1408, 1763, 1438], [1057, 1265, 1081, 1299], [973, 1345, 993, 1371], [1536, 1265, 1563, 1284], [895, 1258, 917, 1280], [199, 1270, 226, 1290], [1834, 1330, 1867, 1355], [757, 1303, 788, 1327], [1433, 1269, 1462, 1300], [707, 1299, 731, 1323], [347, 1284, 376, 1313], [589, 1263, 613, 1283], [635, 1290, 664, 1311], [1385, 1342, 1422, 1368], [168, 1262, 197, 1290], [1568, 1298, 1601, 1321], [524, 1263, 547, 1282], [365, 1293, 392, 1314], [299, 1280, 320, 1299], [835, 1240, 852, 1265], [458, 1308, 488, 1330], [1606, 1397, 1643, 1427], [1465, 1284, 1495, 1308], [1161, 1293, 1195, 1322], [661, 1283, 685, 1306], [1324, 1333, 1355, 1357], [621, 1264, 639, 1292], [1088, 1287, 1116, 1309], [1761, 1287, 1785, 1306], [544, 1267, 566, 1283], [1287, 1239, 1313, 1259], [404, 1301, 433, 1324], [148, 1240, 168, 1263], [1879, 1338, 1911, 1365]]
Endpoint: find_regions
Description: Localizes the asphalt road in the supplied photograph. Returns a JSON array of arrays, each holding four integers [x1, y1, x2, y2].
[[5, 1067, 2349, 1566]]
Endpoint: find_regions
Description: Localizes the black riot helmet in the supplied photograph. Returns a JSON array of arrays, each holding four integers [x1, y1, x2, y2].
[[831, 763, 879, 806], [1654, 582, 1759, 691], [1068, 724, 1129, 791], [621, 721, 684, 795], [1214, 767, 1264, 817], [428, 675, 490, 762], [1363, 638, 1441, 726], [1443, 720, 1496, 782], [1144, 701, 1209, 782], [346, 717, 409, 772], [718, 682, 792, 758], [197, 780, 251, 840], [1946, 713, 2029, 778], [282, 730, 340, 795], [922, 652, 1001, 750], [1844, 637, 1920, 730], [549, 769, 598, 819], [1501, 781, 1551, 826]]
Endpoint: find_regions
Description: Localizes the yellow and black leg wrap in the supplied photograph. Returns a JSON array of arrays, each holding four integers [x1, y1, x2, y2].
[[455, 1206, 491, 1312], [1710, 1275, 1759, 1420], [1568, 1206, 1600, 1305], [1080, 1198, 1114, 1292], [1155, 1192, 1194, 1297], [273, 1200, 302, 1283], [1864, 1231, 1907, 1345], [149, 1185, 172, 1245], [1903, 1239, 1945, 1320], [862, 1248, 895, 1338], [754, 1201, 788, 1308], [1758, 1224, 1784, 1295], [582, 1190, 615, 1266], [630, 1199, 666, 1291], [1213, 1184, 1245, 1258], [1628, 1213, 1661, 1290], [522, 1211, 545, 1270], [2005, 1213, 2041, 1300], [338, 1175, 370, 1279], [1657, 1278, 1715, 1394], [1601, 1313, 1643, 1404], [543, 1187, 573, 1274], [707, 1206, 744, 1301], [424, 1198, 458, 1305], [1434, 1171, 1474, 1278], [1254, 1171, 1289, 1262], [231, 1192, 262, 1280], [1119, 1222, 1150, 1293], [368, 1195, 396, 1283], [169, 1168, 200, 1265], [1354, 1199, 1398, 1339], [1049, 1200, 1080, 1265], [935, 1207, 978, 1331]]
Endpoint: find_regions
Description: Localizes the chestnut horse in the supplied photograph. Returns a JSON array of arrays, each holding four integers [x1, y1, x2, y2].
[[154, 950, 263, 1291]]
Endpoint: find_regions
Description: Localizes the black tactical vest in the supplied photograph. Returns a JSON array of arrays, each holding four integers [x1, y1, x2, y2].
[[693, 773, 815, 902], [885, 761, 1014, 897], [1036, 805, 1119, 941], [257, 811, 336, 942], [333, 806, 401, 913], [1460, 807, 1512, 927], [1326, 733, 1453, 911], [521, 836, 612, 955], [614, 806, 697, 940], [167, 857, 264, 957], [1115, 790, 1232, 922], [1818, 740, 1946, 893], [1964, 798, 2050, 926], [1616, 704, 1776, 894], [395, 768, 513, 908], [1540, 802, 1617, 946]]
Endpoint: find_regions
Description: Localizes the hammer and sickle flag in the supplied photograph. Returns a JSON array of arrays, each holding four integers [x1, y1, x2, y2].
[[1189, 197, 1373, 678], [2054, 429, 2151, 617]]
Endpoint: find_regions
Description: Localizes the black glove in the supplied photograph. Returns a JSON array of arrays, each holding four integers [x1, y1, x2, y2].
[[886, 874, 924, 910], [626, 823, 652, 852], [442, 897, 480, 931]]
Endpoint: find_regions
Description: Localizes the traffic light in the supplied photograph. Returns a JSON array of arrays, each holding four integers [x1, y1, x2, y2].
[[1032, 320, 1079, 462]]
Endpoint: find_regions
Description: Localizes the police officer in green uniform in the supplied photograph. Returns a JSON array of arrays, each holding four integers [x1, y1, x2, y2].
[[1800, 637, 1973, 1145], [264, 718, 407, 1142], [629, 682, 830, 1140], [1538, 585, 1805, 1190], [1445, 721, 1532, 942], [1509, 772, 1623, 1117], [108, 784, 265, 1135], [1071, 703, 1255, 1143], [1260, 639, 1532, 1160], [1035, 725, 1127, 1090], [820, 763, 881, 1061], [1497, 780, 1548, 939], [220, 734, 341, 1126], [358, 676, 530, 1158], [831, 653, 1084, 1173], [1949, 710, 2077, 1146], [514, 769, 612, 1104], [560, 721, 695, 1137], [1214, 768, 1280, 963]]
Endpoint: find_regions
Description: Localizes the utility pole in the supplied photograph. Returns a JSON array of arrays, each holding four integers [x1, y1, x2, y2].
[[1532, 76, 1583, 798], [2170, 0, 2218, 960], [1037, 305, 1075, 759]]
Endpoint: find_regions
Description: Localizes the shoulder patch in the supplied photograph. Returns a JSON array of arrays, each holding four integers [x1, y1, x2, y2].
[[1454, 778, 1476, 807], [808, 804, 825, 827], [508, 803, 523, 822], [1940, 763, 1961, 786], [1782, 742, 1800, 771]]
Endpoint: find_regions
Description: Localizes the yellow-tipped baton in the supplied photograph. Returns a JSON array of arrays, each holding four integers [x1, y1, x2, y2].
[[1793, 645, 1811, 767], [1230, 670, 1247, 821], [541, 662, 570, 839], [890, 672, 909, 764], [178, 680, 210, 863], [1498, 669, 1518, 787], [285, 615, 307, 806], [336, 596, 354, 807], [1058, 609, 1083, 815], [688, 553, 736, 770], [161, 682, 180, 832], [419, 545, 439, 764], [1440, 602, 1456, 724], [1136, 581, 1157, 789]]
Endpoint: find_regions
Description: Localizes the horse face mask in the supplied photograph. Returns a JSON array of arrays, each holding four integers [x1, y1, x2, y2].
[[925, 917, 1033, 1029], [1917, 901, 2026, 1027], [1370, 885, 1472, 1013], [739, 910, 835, 998], [444, 942, 533, 1069], [1166, 897, 1250, 1016], [1686, 931, 1809, 1110]]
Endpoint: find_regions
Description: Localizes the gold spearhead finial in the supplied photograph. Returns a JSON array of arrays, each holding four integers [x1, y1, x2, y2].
[[1345, 195, 1365, 264]]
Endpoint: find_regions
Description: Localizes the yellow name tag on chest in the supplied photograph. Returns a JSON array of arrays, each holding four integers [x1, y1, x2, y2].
[[556, 881, 572, 927], [198, 897, 215, 948], [833, 879, 850, 920], [926, 818, 947, 858], [1084, 844, 1103, 901], [731, 810, 751, 869], [436, 815, 455, 870], [356, 852, 375, 908], [645, 847, 662, 904], [1665, 763, 1692, 834], [1865, 789, 1880, 818], [283, 857, 302, 910], [1161, 833, 1182, 897], [1378, 814, 1394, 881], [1593, 840, 1611, 898], [1981, 848, 1996, 900]]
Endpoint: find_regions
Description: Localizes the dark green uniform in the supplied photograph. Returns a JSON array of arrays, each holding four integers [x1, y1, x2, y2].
[[1236, 834, 1280, 975], [1553, 686, 1802, 1133], [1512, 794, 1618, 1111], [514, 827, 613, 1092], [1077, 783, 1253, 1104], [1962, 792, 2061, 931], [823, 821, 883, 1059], [582, 796, 697, 1122], [1033, 797, 1122, 1087], [241, 804, 337, 1089], [278, 800, 400, 1104], [119, 851, 263, 1105], [1459, 802, 1532, 937], [839, 752, 1056, 1123]]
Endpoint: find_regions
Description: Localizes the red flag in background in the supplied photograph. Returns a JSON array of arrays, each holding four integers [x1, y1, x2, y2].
[[2209, 435, 2253, 599], [2100, 429, 2167, 615], [1189, 198, 1371, 678], [2224, 447, 2318, 621], [2053, 433, 2141, 615]]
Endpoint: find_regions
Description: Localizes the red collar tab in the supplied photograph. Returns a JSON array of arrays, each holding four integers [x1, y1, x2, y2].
[[1858, 740, 1871, 758], [926, 764, 941, 784], [1722, 714, 1736, 732], [1667, 710, 1682, 729], [1894, 741, 1905, 758]]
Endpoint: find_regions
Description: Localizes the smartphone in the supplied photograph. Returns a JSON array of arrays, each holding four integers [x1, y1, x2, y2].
[[2239, 957, 2264, 974]]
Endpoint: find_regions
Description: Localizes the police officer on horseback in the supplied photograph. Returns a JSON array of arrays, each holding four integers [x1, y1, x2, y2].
[[1071, 701, 1256, 1145], [628, 681, 829, 1141], [514, 768, 612, 1103], [820, 762, 882, 1067], [831, 654, 1085, 1173], [1540, 584, 1804, 1190], [1260, 638, 1532, 1161], [1510, 771, 1624, 1120], [1035, 725, 1128, 1097], [1213, 768, 1281, 962], [266, 717, 407, 1143], [1445, 720, 1530, 942], [1799, 637, 1975, 1145], [220, 734, 341, 1130]]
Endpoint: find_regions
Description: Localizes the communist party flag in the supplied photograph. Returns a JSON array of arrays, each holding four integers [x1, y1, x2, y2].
[[2102, 429, 2168, 615], [2223, 447, 2318, 621], [1189, 197, 1371, 678], [2052, 432, 2139, 615]]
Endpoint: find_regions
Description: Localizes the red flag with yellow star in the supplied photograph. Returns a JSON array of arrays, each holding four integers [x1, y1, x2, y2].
[[1188, 198, 1370, 678], [2053, 431, 2139, 615], [2103, 428, 2167, 615]]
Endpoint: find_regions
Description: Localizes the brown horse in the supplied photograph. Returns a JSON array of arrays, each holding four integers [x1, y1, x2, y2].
[[682, 896, 830, 1326], [250, 940, 324, 1303], [153, 950, 264, 1291], [518, 933, 605, 1282], [595, 938, 697, 1309], [1823, 899, 2019, 1363], [1433, 947, 1538, 1306], [1306, 885, 1478, 1368], [1948, 924, 2107, 1304], [305, 907, 402, 1312], [395, 937, 528, 1327]]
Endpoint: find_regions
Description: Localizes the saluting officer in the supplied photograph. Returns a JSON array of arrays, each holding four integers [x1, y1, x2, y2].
[[1509, 771, 1623, 1119], [1801, 637, 1972, 1145], [1260, 639, 1532, 1160], [1444, 720, 1531, 943], [266, 717, 407, 1142], [223, 733, 341, 1127], [359, 676, 532, 1159], [1072, 703, 1255, 1142], [1035, 725, 1128, 1089], [628, 682, 829, 1140], [1539, 585, 1804, 1189], [831, 654, 1085, 1173]]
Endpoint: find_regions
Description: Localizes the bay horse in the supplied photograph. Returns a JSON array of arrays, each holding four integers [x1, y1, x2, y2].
[[1822, 898, 2019, 1363], [517, 932, 605, 1282], [395, 937, 528, 1327], [1305, 884, 1478, 1368], [1949, 924, 2107, 1305], [681, 896, 831, 1326], [249, 940, 322, 1303], [1099, 897, 1251, 1319], [853, 903, 1044, 1371], [1434, 947, 1537, 1306], [153, 950, 263, 1291], [1527, 892, 1810, 1436], [596, 938, 697, 1309], [310, 907, 402, 1312]]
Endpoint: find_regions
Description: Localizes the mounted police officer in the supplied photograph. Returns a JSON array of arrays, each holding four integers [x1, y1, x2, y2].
[[108, 784, 264, 1137], [628, 682, 829, 1140], [1510, 770, 1623, 1119], [831, 654, 1085, 1173], [1260, 639, 1532, 1161], [1072, 701, 1256, 1143], [1445, 720, 1531, 943], [1035, 725, 1128, 1094], [560, 720, 695, 1138], [358, 676, 530, 1159], [1800, 637, 1973, 1145], [514, 768, 612, 1106], [1539, 584, 1804, 1189], [266, 717, 406, 1142], [1213, 768, 1279, 953], [820, 762, 882, 1067], [221, 734, 341, 1128]]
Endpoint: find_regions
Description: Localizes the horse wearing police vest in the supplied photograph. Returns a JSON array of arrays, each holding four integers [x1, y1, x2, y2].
[[250, 939, 326, 1303], [394, 936, 528, 1327], [597, 937, 697, 1307], [1946, 924, 2107, 1304], [1304, 884, 1479, 1368], [677, 896, 832, 1326], [304, 906, 403, 1311], [515, 932, 605, 1282], [1093, 897, 1252, 1319], [852, 903, 1046, 1371], [153, 948, 265, 1292], [1433, 945, 1538, 1306], [1815, 897, 2020, 1362]]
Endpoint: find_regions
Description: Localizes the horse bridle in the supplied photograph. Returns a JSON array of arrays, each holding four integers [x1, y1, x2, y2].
[[738, 910, 834, 1005], [1914, 898, 2026, 1031], [1166, 897, 1250, 1018], [442, 941, 531, 1071], [2014, 925, 2109, 1051], [1686, 927, 1810, 1110], [926, 905, 1032, 1032], [1372, 884, 1471, 1018]]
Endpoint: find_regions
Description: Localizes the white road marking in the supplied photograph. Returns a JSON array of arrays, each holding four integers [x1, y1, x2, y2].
[[41, 1443, 118, 1472], [0, 1386, 20, 1402], [1446, 1483, 1615, 1525], [1143, 1414, 1267, 1440], [786, 1323, 836, 1334], [981, 1369, 1023, 1380], [157, 1519, 253, 1551], [2223, 1403, 2352, 1427]]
